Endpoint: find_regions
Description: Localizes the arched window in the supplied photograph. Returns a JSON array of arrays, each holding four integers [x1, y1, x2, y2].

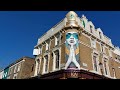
[[44, 55, 48, 72], [93, 55, 98, 72], [103, 58, 109, 76], [112, 68, 116, 78], [55, 50, 60, 69], [31, 64, 34, 72], [37, 59, 40, 74], [90, 25, 93, 33]]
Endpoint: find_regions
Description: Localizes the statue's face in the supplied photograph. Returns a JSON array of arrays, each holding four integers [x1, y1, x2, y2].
[[66, 32, 78, 45]]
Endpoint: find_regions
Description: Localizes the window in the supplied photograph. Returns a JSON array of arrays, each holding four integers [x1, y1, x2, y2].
[[37, 59, 40, 74], [90, 25, 93, 33], [104, 60, 107, 75], [118, 55, 120, 61], [103, 59, 109, 75], [83, 20, 85, 28], [99, 32, 102, 39], [16, 65, 18, 72], [55, 50, 60, 69], [55, 34, 60, 46], [112, 68, 116, 78], [115, 55, 118, 60], [8, 68, 12, 75], [13, 73, 18, 79], [39, 46, 42, 54], [55, 37, 57, 46], [40, 47, 42, 54], [93, 55, 98, 72], [91, 38, 96, 48], [17, 63, 21, 72], [44, 55, 48, 73], [101, 44, 105, 53], [46, 43, 49, 50], [14, 65, 17, 73], [109, 50, 112, 57], [31, 64, 34, 72]]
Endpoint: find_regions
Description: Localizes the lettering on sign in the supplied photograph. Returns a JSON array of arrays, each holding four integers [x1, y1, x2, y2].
[[70, 70, 78, 77]]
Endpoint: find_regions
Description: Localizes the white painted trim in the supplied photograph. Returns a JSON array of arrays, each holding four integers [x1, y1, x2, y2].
[[52, 48, 61, 72], [82, 27, 114, 49], [55, 36, 57, 46], [91, 52, 101, 74], [42, 56, 46, 74], [59, 47, 61, 70], [42, 54, 50, 75], [102, 56, 111, 77], [90, 37, 96, 49], [34, 57, 40, 76], [80, 67, 89, 71], [112, 68, 117, 79], [45, 42, 49, 51], [52, 51, 55, 71], [8, 60, 25, 76], [90, 70, 101, 75], [34, 60, 38, 76], [114, 59, 120, 63], [109, 49, 113, 58]]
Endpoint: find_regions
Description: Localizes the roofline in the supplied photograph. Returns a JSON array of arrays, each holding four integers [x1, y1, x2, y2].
[[4, 56, 35, 69]]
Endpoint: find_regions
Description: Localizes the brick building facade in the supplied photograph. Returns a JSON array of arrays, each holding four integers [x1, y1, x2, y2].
[[33, 11, 120, 79], [0, 56, 35, 79]]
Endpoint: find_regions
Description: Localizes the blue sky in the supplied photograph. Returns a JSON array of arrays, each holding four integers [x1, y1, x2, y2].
[[0, 11, 120, 69]]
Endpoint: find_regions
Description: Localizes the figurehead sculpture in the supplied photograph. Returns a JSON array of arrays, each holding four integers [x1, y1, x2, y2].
[[66, 11, 78, 27]]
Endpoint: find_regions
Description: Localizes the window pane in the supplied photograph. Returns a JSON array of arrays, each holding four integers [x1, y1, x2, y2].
[[55, 51, 59, 69], [37, 59, 40, 74], [93, 56, 97, 71], [45, 56, 48, 72], [17, 63, 21, 72], [104, 60, 108, 75]]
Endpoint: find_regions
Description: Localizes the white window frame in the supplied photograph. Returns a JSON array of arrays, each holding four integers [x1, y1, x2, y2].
[[38, 46, 42, 55], [36, 59, 40, 75], [55, 33, 60, 46], [14, 65, 17, 73], [102, 56, 110, 77], [91, 38, 96, 49], [55, 36, 58, 46], [17, 63, 21, 72], [53, 50, 60, 71], [34, 58, 40, 76], [100, 43, 105, 54], [112, 68, 116, 79], [109, 49, 112, 57], [42, 55, 49, 74], [90, 25, 93, 34], [46, 42, 49, 51], [91, 51, 100, 74], [13, 73, 18, 79], [99, 31, 102, 39], [8, 68, 12, 75]]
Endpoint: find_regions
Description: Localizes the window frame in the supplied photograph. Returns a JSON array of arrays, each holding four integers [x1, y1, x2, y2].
[[91, 38, 96, 49], [102, 57, 110, 76]]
